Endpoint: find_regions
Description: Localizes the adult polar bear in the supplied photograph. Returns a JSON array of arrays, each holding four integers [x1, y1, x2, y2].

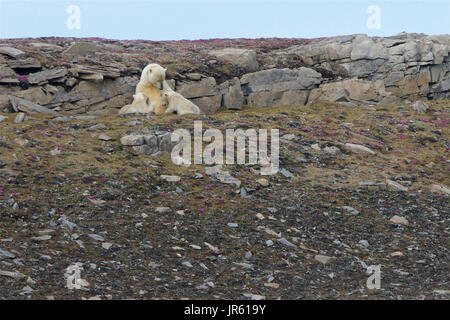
[[120, 63, 167, 115]]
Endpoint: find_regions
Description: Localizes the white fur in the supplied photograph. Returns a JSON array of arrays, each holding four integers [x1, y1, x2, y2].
[[119, 93, 154, 115], [161, 89, 201, 115], [136, 63, 167, 92]]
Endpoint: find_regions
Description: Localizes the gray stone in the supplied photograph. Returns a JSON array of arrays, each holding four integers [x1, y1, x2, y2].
[[120, 134, 144, 146], [0, 46, 26, 58], [177, 77, 218, 99], [247, 89, 309, 107], [10, 97, 57, 115], [14, 112, 25, 123], [389, 215, 409, 226], [63, 42, 101, 55], [191, 95, 222, 115], [209, 48, 259, 72], [221, 77, 244, 110], [27, 68, 67, 85], [344, 143, 376, 155], [0, 248, 15, 260], [241, 67, 322, 94], [0, 270, 25, 279], [411, 100, 429, 113], [88, 234, 105, 242]]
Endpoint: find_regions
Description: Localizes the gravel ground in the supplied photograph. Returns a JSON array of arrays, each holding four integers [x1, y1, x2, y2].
[[0, 102, 448, 300]]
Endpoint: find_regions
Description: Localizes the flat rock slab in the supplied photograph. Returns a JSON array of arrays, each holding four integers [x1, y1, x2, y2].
[[27, 68, 68, 85], [10, 97, 57, 115], [0, 46, 26, 58]]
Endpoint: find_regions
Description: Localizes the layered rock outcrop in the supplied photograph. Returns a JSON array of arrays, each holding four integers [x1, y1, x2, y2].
[[0, 33, 448, 116]]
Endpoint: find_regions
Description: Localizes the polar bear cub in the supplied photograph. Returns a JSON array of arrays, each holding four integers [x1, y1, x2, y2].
[[118, 93, 157, 115], [134, 63, 168, 115], [161, 87, 201, 115]]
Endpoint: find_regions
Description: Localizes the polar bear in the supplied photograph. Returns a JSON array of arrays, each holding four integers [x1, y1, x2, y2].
[[119, 93, 157, 115], [135, 63, 168, 115], [161, 88, 201, 115]]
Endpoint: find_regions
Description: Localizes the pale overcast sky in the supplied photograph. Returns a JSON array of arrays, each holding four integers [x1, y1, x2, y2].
[[0, 0, 449, 40]]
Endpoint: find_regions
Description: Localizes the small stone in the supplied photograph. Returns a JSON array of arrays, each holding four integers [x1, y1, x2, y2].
[[264, 282, 280, 289], [386, 179, 408, 191], [50, 148, 61, 156], [182, 261, 193, 268], [204, 242, 219, 253], [245, 251, 252, 259], [257, 178, 269, 187], [0, 270, 25, 279], [120, 134, 144, 146], [359, 240, 370, 247], [390, 215, 409, 226], [411, 100, 429, 113], [227, 223, 238, 228], [344, 143, 376, 155], [102, 242, 113, 250], [0, 248, 16, 260], [280, 168, 293, 178], [98, 133, 112, 141], [311, 143, 321, 151], [156, 207, 170, 213], [160, 175, 181, 182], [277, 238, 297, 248], [31, 235, 52, 242], [0, 115, 8, 122], [88, 234, 105, 242], [315, 254, 333, 264], [323, 146, 342, 157], [341, 206, 360, 215], [14, 113, 25, 124], [242, 293, 265, 300], [430, 184, 450, 195], [266, 240, 274, 246], [256, 213, 265, 220]]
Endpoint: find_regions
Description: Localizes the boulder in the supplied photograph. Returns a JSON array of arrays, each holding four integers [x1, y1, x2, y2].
[[247, 90, 308, 107], [10, 97, 57, 115], [240, 67, 322, 94], [63, 42, 101, 55], [220, 77, 244, 110], [0, 46, 26, 58], [191, 95, 222, 115], [308, 79, 388, 104]]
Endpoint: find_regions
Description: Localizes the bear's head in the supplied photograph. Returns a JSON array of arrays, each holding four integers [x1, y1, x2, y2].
[[133, 93, 149, 105], [160, 92, 170, 107], [141, 63, 167, 89]]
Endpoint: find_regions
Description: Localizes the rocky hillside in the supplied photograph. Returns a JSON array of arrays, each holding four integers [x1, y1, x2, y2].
[[0, 33, 449, 116], [0, 34, 449, 300]]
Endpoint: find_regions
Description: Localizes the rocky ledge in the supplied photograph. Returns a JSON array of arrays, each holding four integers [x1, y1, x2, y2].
[[0, 33, 448, 116]]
